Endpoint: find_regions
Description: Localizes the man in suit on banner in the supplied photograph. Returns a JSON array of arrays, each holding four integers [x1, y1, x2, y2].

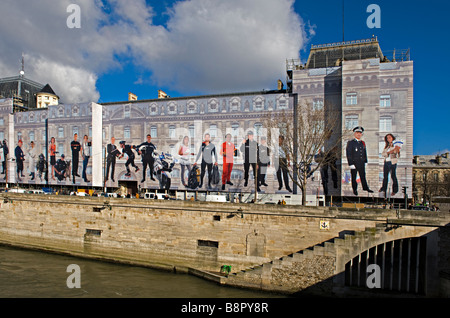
[[106, 137, 120, 182], [346, 126, 374, 195]]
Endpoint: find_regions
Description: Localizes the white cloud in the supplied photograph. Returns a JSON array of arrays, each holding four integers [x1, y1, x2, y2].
[[137, 0, 306, 94], [0, 0, 307, 102], [26, 54, 100, 104]]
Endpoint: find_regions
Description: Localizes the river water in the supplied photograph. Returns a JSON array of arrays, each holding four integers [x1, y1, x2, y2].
[[0, 245, 287, 299]]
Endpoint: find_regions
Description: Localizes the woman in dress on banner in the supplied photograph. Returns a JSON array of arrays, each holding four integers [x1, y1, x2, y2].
[[379, 133, 403, 197], [49, 137, 57, 180]]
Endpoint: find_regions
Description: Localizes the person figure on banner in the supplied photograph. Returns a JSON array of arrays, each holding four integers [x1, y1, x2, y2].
[[54, 154, 67, 182], [240, 131, 259, 191], [15, 140, 25, 182], [379, 133, 403, 197], [178, 136, 192, 187], [1, 140, 8, 176], [257, 136, 270, 189], [136, 134, 157, 183], [27, 141, 38, 181], [106, 137, 120, 182], [275, 135, 292, 193], [119, 140, 139, 177], [193, 133, 218, 189], [49, 137, 57, 181], [71, 133, 81, 184], [220, 133, 236, 191], [81, 135, 91, 183], [346, 126, 374, 195]]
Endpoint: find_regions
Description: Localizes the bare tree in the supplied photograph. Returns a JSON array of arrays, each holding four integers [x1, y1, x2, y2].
[[264, 100, 343, 206]]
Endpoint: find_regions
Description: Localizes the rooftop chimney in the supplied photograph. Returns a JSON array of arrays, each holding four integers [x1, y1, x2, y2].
[[128, 92, 137, 101]]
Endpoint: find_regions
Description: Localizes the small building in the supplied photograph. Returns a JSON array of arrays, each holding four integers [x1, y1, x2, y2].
[[36, 84, 59, 108], [412, 153, 450, 205]]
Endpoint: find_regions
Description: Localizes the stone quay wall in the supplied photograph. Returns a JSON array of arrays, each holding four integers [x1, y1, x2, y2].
[[0, 193, 448, 295]]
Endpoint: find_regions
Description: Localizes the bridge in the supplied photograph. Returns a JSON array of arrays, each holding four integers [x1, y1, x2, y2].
[[0, 193, 449, 297]]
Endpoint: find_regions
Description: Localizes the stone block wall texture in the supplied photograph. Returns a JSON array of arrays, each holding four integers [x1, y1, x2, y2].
[[0, 193, 448, 296]]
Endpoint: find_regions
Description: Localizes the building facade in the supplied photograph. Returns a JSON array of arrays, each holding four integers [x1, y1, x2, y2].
[[412, 153, 450, 205], [1, 37, 414, 200], [287, 37, 414, 198]]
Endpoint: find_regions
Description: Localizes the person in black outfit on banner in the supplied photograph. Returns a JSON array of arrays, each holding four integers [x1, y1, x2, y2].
[[315, 145, 338, 196], [240, 131, 259, 190], [1, 140, 8, 175], [106, 137, 120, 182], [258, 136, 270, 188], [346, 126, 374, 195], [15, 140, 25, 182], [71, 133, 81, 184], [276, 135, 292, 192], [193, 133, 218, 189], [136, 134, 157, 183], [54, 154, 67, 182], [119, 141, 139, 177]]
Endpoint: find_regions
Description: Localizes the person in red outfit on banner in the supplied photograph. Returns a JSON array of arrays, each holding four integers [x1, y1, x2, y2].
[[220, 133, 236, 191]]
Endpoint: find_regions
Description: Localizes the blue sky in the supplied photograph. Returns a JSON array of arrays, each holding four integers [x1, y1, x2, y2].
[[94, 0, 450, 156], [1, 0, 448, 155]]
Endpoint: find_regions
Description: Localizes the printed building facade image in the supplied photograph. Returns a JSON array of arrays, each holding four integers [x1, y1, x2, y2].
[[0, 37, 413, 199]]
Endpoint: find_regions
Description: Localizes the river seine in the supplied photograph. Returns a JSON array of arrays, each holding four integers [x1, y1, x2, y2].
[[0, 245, 286, 298]]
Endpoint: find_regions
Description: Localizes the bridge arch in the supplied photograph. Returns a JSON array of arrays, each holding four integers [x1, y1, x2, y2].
[[344, 236, 427, 294]]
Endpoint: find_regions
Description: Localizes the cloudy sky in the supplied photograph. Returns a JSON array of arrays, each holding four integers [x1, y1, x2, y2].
[[0, 0, 449, 155], [0, 0, 308, 103]]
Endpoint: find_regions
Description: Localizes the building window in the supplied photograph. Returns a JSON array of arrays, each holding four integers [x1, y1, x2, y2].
[[169, 145, 176, 156], [124, 127, 130, 139], [189, 125, 195, 139], [89, 126, 92, 137], [379, 116, 392, 132], [434, 173, 439, 182], [29, 131, 35, 142], [0, 132, 4, 141], [124, 105, 130, 118], [209, 124, 217, 138], [169, 125, 176, 139], [58, 127, 64, 138], [58, 108, 64, 117], [171, 168, 180, 178], [313, 99, 324, 110], [253, 97, 264, 111], [230, 98, 240, 111], [345, 115, 359, 130], [380, 95, 391, 108], [231, 123, 239, 138], [346, 93, 357, 105], [187, 101, 197, 114], [151, 126, 157, 138], [58, 143, 64, 155], [168, 102, 177, 115], [277, 97, 288, 110], [254, 123, 263, 137], [208, 99, 218, 113], [150, 106, 158, 115], [231, 170, 243, 180], [17, 132, 23, 142], [72, 126, 78, 137], [0, 118, 4, 125]]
